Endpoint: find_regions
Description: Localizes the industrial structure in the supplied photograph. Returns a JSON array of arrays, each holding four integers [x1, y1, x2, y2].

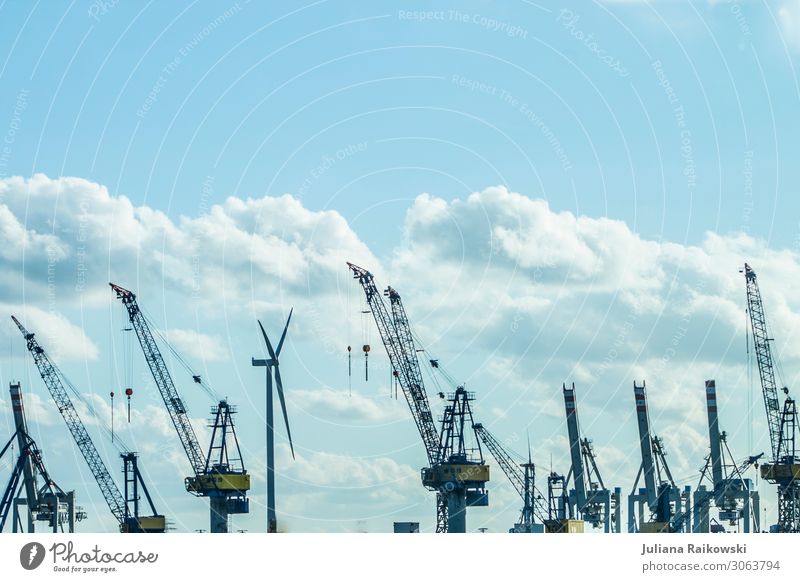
[[693, 380, 761, 533], [743, 263, 800, 532], [3, 260, 800, 534], [473, 423, 546, 533], [628, 381, 690, 533], [1, 382, 82, 532], [12, 316, 165, 533], [110, 283, 250, 533], [348, 262, 489, 532], [252, 313, 296, 533], [562, 383, 621, 532]]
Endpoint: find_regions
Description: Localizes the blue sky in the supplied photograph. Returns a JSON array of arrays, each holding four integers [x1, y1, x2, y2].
[[1, 0, 800, 533]]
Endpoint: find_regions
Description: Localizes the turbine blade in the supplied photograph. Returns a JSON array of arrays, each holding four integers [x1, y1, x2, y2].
[[258, 320, 277, 361], [275, 308, 293, 358], [274, 366, 295, 460]]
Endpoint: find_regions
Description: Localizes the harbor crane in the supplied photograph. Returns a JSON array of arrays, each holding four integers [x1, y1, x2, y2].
[[692, 380, 760, 533], [12, 316, 165, 533], [562, 383, 621, 532], [473, 423, 547, 533], [1, 382, 82, 532], [348, 263, 489, 532], [628, 381, 690, 533], [110, 283, 250, 533], [743, 263, 800, 532]]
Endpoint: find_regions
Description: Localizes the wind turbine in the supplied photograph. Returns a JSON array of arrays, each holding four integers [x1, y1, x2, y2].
[[252, 309, 295, 533]]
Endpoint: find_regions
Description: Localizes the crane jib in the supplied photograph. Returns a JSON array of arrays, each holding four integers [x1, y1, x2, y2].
[[110, 283, 206, 477], [12, 317, 128, 524], [348, 264, 440, 466], [744, 265, 785, 461]]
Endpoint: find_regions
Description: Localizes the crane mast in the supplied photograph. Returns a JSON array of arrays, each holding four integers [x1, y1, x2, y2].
[[109, 283, 206, 476]]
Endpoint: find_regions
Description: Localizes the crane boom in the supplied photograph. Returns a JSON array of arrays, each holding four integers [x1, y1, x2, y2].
[[473, 423, 547, 524], [563, 384, 587, 509], [110, 283, 206, 476], [10, 382, 40, 509], [11, 316, 128, 523], [348, 263, 492, 533], [634, 382, 658, 511], [743, 264, 784, 460], [704, 380, 725, 504], [347, 264, 439, 465]]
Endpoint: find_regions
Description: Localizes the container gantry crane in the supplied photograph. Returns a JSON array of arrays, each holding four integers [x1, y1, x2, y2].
[[1, 382, 83, 532], [628, 381, 691, 533], [692, 380, 760, 533], [562, 383, 621, 532], [348, 263, 489, 533], [743, 263, 800, 532], [110, 283, 250, 533], [12, 316, 165, 533], [473, 423, 547, 533]]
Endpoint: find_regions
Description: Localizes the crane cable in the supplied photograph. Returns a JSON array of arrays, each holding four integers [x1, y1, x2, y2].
[[51, 363, 132, 454], [136, 307, 221, 403]]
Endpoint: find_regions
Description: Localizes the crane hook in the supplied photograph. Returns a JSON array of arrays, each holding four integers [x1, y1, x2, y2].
[[125, 388, 133, 423]]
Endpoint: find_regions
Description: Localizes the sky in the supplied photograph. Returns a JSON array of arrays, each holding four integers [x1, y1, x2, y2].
[[0, 0, 800, 533]]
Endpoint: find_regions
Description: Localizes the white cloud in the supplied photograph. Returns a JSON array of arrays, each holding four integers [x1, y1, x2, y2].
[[779, 0, 800, 49], [281, 444, 419, 489], [0, 305, 99, 362], [294, 387, 406, 424], [2, 176, 799, 529], [0, 387, 60, 429], [0, 174, 378, 326], [160, 328, 228, 362]]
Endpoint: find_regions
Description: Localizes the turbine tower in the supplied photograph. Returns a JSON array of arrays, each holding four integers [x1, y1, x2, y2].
[[252, 310, 295, 533]]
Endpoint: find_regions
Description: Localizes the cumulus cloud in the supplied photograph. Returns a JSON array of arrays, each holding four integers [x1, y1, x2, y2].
[[0, 387, 60, 429], [2, 176, 798, 529], [391, 186, 799, 370], [294, 388, 406, 424], [279, 443, 419, 490], [160, 328, 229, 362], [0, 305, 99, 362], [0, 174, 377, 322]]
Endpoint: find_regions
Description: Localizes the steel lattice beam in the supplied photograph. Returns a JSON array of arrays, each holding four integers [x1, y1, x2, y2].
[[12, 317, 127, 523], [110, 284, 206, 476]]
